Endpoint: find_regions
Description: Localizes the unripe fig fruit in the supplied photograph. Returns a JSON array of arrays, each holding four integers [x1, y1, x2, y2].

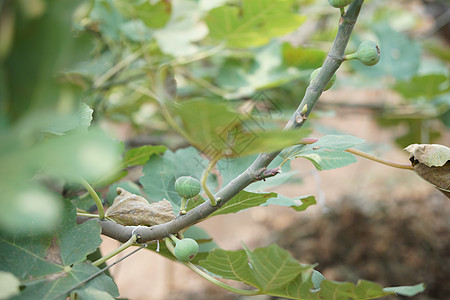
[[175, 176, 201, 199], [174, 238, 199, 262], [310, 68, 336, 91], [328, 0, 354, 8], [346, 41, 381, 66]]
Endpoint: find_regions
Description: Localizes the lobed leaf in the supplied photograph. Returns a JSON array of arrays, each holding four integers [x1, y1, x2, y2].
[[0, 201, 118, 299], [198, 245, 424, 299]]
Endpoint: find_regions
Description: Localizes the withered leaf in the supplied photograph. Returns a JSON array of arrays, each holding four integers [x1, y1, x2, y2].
[[106, 188, 176, 226], [404, 144, 450, 167], [412, 162, 450, 198]]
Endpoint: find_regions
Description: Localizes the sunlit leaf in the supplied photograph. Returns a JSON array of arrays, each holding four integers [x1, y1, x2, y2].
[[206, 0, 305, 48]]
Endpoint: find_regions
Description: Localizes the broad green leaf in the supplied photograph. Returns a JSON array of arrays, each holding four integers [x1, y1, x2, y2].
[[211, 191, 277, 217], [281, 135, 365, 171], [174, 99, 310, 157], [0, 126, 120, 232], [206, 0, 305, 48], [0, 201, 118, 299], [123, 145, 167, 167], [198, 248, 261, 286], [243, 244, 311, 291], [140, 147, 216, 213], [136, 0, 171, 28], [75, 287, 116, 300], [10, 262, 118, 300], [199, 245, 424, 299], [199, 244, 312, 291], [393, 74, 449, 100], [3, 0, 92, 121], [41, 103, 93, 135]]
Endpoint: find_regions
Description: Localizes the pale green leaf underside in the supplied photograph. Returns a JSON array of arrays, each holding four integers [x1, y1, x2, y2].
[[282, 135, 365, 170]]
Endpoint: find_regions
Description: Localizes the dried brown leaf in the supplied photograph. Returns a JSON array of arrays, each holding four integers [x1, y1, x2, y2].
[[105, 188, 176, 226], [404, 144, 450, 167], [412, 162, 450, 198]]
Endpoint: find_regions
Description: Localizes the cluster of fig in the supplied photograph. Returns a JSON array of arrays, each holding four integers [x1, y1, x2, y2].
[[174, 176, 201, 215]]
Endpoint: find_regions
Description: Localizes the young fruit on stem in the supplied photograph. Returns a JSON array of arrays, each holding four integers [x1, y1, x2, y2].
[[328, 0, 354, 8], [169, 235, 199, 262], [344, 40, 381, 66], [175, 176, 201, 214], [310, 68, 336, 91]]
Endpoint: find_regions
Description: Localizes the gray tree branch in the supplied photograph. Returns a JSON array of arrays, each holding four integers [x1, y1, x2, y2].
[[92, 0, 365, 244]]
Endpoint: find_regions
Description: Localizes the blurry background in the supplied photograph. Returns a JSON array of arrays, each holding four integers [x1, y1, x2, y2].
[[1, 0, 449, 299]]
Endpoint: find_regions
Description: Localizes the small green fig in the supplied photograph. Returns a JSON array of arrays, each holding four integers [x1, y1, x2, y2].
[[328, 0, 354, 8], [175, 176, 201, 199], [346, 41, 381, 66], [174, 238, 199, 262], [310, 68, 336, 91]]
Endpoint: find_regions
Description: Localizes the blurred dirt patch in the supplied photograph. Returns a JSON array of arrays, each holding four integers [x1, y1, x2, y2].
[[274, 191, 449, 300]]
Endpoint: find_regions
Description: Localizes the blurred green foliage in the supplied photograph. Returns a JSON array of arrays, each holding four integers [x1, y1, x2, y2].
[[0, 0, 446, 298]]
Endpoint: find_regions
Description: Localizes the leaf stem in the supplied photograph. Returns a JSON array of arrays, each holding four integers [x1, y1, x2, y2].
[[92, 234, 138, 267], [164, 238, 260, 296], [79, 177, 105, 219], [299, 138, 414, 170], [76, 212, 100, 218], [201, 156, 221, 206], [345, 148, 414, 170]]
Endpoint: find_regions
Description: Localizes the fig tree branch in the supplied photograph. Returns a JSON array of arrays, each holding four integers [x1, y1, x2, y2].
[[91, 0, 366, 243]]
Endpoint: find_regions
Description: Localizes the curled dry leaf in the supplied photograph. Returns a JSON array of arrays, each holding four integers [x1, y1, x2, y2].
[[404, 144, 450, 167], [105, 188, 176, 226], [405, 144, 450, 198]]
